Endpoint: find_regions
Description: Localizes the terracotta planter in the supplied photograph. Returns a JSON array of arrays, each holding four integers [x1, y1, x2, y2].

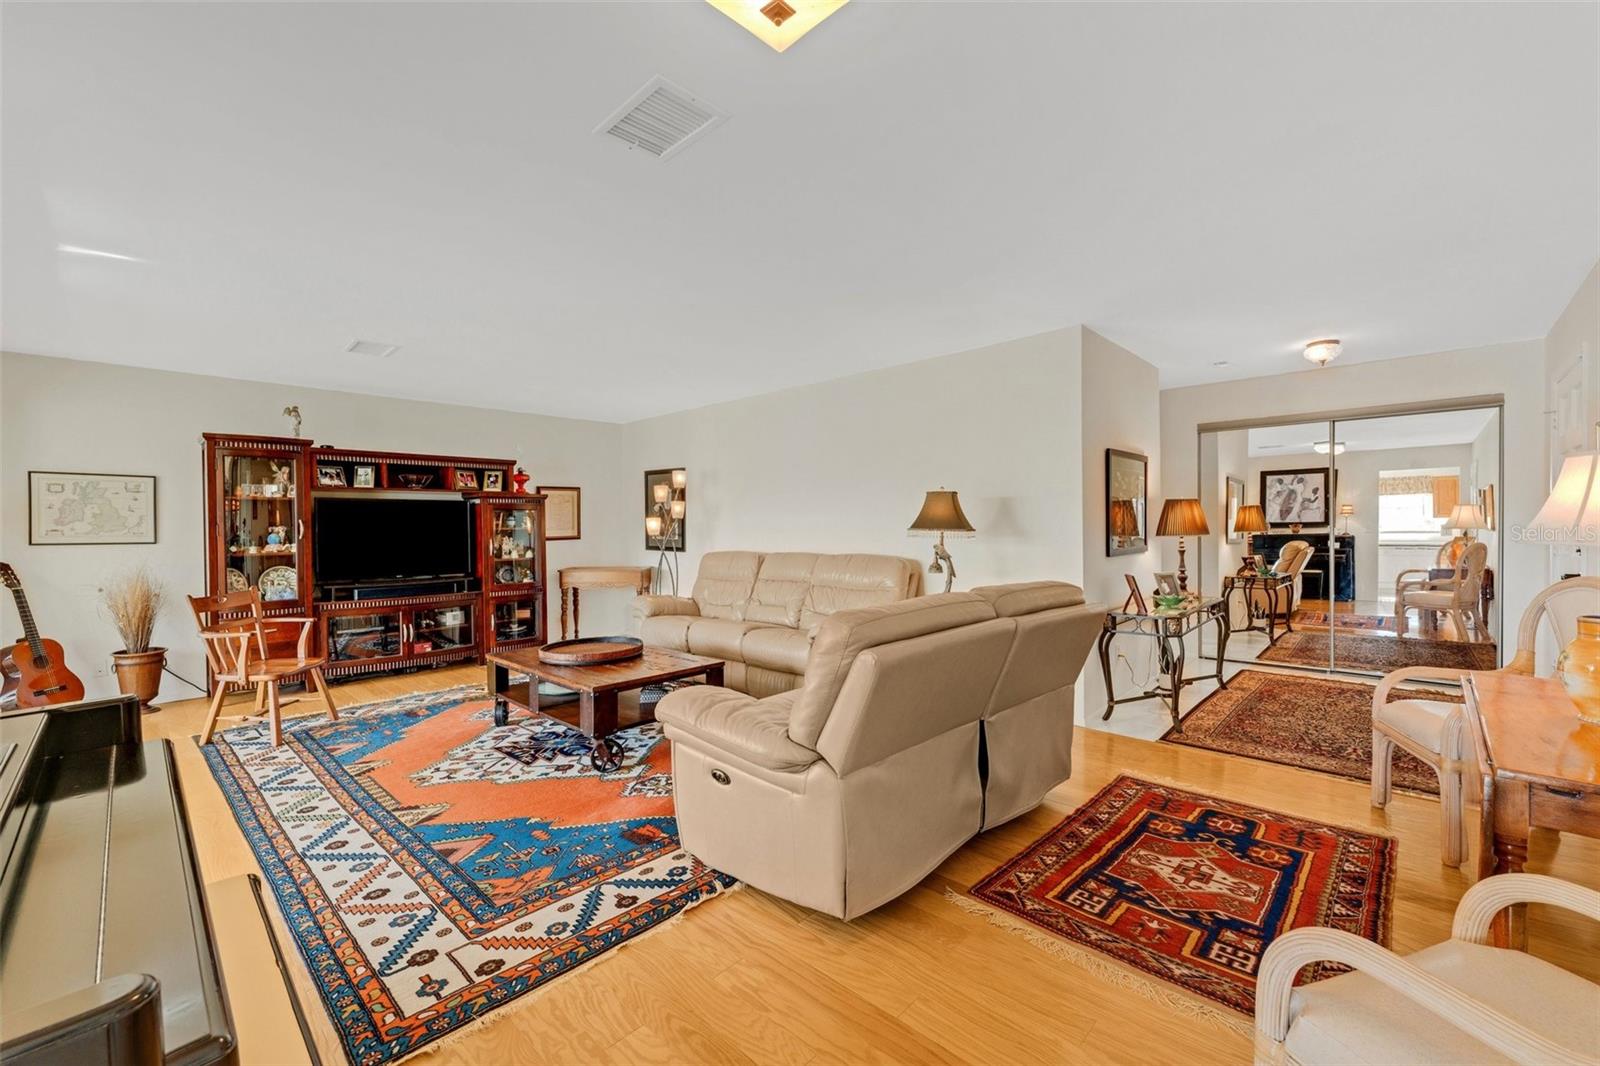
[[112, 647, 167, 713]]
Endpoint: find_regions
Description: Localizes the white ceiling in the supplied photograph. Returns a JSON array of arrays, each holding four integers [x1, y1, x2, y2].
[[1246, 408, 1498, 457], [3, 2, 1596, 422]]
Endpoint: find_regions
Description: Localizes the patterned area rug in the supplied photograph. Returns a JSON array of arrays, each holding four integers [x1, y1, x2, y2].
[[1258, 630, 1497, 672], [1290, 610, 1395, 632], [962, 775, 1395, 1021], [202, 684, 734, 1065], [1161, 669, 1459, 794]]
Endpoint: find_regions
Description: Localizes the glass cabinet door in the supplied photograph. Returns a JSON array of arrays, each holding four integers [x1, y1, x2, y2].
[[409, 605, 474, 654], [487, 503, 539, 588], [220, 451, 305, 605], [490, 596, 539, 645], [327, 612, 403, 662]]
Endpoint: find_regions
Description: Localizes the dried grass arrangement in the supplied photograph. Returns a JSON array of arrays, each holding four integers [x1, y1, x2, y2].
[[102, 566, 166, 653]]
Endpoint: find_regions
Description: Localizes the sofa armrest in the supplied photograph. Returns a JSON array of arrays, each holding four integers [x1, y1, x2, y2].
[[632, 595, 700, 625], [655, 687, 820, 773]]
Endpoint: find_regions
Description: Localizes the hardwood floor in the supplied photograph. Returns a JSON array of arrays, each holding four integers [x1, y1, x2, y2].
[[151, 665, 1600, 1066]]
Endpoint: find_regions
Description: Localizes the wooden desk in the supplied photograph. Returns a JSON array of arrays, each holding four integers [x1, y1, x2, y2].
[[1464, 671, 1600, 947], [557, 566, 653, 640]]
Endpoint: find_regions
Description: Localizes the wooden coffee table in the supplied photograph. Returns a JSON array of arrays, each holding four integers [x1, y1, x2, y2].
[[485, 645, 725, 770]]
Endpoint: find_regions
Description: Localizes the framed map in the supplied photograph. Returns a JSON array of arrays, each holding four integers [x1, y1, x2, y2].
[[29, 471, 157, 544]]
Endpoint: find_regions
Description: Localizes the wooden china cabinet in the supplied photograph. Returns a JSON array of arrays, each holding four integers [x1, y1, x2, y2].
[[200, 433, 547, 687]]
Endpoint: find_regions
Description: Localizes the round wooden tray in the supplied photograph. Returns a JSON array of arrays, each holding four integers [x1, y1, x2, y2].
[[538, 635, 644, 666]]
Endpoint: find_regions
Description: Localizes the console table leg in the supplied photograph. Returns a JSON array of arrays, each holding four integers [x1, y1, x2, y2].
[[560, 589, 569, 641], [573, 588, 580, 639], [1167, 634, 1185, 731], [1214, 612, 1230, 688], [1097, 627, 1116, 720]]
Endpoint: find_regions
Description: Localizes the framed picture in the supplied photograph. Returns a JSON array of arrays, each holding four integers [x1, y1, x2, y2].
[[352, 465, 376, 489], [538, 485, 581, 540], [483, 470, 504, 492], [454, 470, 479, 491], [644, 468, 686, 551], [1225, 476, 1244, 543], [1479, 484, 1496, 531], [1260, 466, 1336, 528], [1122, 574, 1148, 614], [1155, 572, 1180, 597], [316, 465, 347, 488], [1105, 449, 1148, 557], [28, 471, 156, 544]]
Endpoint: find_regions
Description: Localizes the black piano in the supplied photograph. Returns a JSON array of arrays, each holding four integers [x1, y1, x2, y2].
[[0, 696, 237, 1066], [1254, 532, 1356, 602]]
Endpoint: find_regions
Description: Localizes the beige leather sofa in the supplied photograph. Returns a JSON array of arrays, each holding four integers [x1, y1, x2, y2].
[[655, 582, 1106, 919], [633, 551, 924, 698]]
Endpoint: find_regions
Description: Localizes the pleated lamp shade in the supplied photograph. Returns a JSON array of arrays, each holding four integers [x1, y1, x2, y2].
[[1156, 498, 1210, 537], [1232, 504, 1268, 534]]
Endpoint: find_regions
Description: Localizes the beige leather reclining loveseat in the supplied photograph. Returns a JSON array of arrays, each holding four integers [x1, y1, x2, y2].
[[654, 582, 1107, 919], [634, 551, 924, 697]]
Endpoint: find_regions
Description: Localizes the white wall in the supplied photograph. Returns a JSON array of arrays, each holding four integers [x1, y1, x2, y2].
[[1160, 340, 1544, 643], [616, 327, 1088, 599], [1246, 442, 1473, 602], [1079, 328, 1162, 712], [1543, 261, 1600, 580], [0, 351, 630, 704]]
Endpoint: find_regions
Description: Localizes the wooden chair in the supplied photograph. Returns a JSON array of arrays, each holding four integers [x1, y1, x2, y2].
[[1395, 539, 1488, 639], [1254, 873, 1599, 1065], [189, 589, 337, 746], [1372, 575, 1600, 866]]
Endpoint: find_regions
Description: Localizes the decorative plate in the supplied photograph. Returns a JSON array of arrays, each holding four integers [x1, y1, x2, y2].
[[258, 565, 298, 601], [495, 564, 516, 584], [225, 567, 249, 592]]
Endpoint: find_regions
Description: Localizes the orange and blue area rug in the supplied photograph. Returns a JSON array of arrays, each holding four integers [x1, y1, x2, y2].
[[960, 775, 1395, 1025], [203, 684, 734, 1064]]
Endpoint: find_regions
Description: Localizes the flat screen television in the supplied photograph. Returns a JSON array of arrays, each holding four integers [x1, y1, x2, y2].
[[313, 497, 472, 585]]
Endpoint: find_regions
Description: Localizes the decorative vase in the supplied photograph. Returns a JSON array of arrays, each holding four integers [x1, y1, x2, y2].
[[512, 467, 530, 494], [112, 647, 166, 713], [1555, 616, 1600, 725]]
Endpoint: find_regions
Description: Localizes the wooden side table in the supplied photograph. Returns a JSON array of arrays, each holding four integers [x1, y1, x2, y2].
[[1464, 671, 1600, 947], [557, 566, 653, 640]]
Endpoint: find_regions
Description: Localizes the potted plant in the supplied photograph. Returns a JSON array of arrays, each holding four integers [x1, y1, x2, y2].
[[102, 567, 167, 712]]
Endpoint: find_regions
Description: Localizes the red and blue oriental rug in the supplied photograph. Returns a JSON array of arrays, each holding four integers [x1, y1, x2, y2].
[[961, 775, 1395, 1023], [202, 684, 734, 1064]]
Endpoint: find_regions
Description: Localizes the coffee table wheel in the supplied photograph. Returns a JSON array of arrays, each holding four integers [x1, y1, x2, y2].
[[493, 697, 509, 727], [590, 736, 624, 773]]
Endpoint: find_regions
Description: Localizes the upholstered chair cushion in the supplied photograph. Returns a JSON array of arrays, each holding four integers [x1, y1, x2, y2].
[[1283, 939, 1599, 1065], [691, 551, 763, 620], [799, 555, 924, 630], [653, 689, 819, 773], [746, 553, 818, 626], [789, 593, 996, 748], [1374, 697, 1458, 753], [740, 627, 813, 675], [684, 618, 772, 661]]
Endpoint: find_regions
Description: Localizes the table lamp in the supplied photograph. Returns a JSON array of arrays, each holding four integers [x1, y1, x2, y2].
[[1443, 502, 1486, 543], [908, 489, 975, 594], [1232, 503, 1267, 567], [1109, 499, 1141, 549], [1526, 422, 1600, 723], [1338, 501, 1355, 535], [1156, 498, 1210, 591]]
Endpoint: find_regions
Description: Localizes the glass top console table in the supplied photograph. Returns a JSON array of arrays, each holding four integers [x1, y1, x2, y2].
[[1097, 597, 1229, 733]]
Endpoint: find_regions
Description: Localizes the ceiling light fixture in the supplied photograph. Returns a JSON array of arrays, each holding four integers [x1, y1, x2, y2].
[[706, 0, 848, 52], [58, 243, 146, 263], [1312, 440, 1346, 456], [1303, 338, 1343, 367]]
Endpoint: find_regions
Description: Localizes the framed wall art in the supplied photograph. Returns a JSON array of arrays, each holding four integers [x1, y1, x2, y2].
[[538, 486, 582, 540], [1105, 449, 1148, 557], [29, 471, 157, 545], [1260, 466, 1336, 529], [1225, 476, 1244, 543]]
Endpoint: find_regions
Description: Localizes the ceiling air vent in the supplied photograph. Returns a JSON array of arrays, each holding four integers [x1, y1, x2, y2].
[[346, 339, 400, 358], [595, 76, 727, 161]]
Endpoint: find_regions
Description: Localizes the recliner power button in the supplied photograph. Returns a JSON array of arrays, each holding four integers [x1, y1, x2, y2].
[[710, 769, 731, 785]]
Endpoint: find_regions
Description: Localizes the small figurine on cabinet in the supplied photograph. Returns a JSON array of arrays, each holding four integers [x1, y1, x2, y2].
[[498, 534, 517, 559], [266, 525, 288, 547], [512, 466, 531, 494], [271, 462, 293, 493]]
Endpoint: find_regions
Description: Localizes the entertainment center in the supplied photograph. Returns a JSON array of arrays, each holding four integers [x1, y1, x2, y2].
[[201, 433, 547, 685]]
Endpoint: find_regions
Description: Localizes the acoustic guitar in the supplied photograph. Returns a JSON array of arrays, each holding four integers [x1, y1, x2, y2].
[[0, 563, 86, 708]]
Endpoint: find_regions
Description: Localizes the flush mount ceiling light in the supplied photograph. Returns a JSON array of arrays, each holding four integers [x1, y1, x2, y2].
[[706, 0, 848, 52], [1303, 338, 1343, 367], [1312, 440, 1347, 456], [346, 339, 401, 358]]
